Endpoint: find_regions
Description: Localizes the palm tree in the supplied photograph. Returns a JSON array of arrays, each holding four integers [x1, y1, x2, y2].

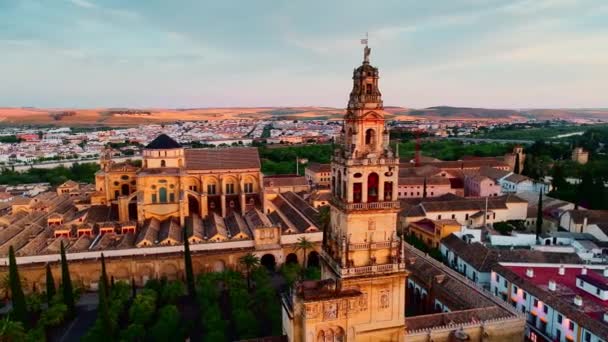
[[238, 253, 260, 290], [294, 237, 314, 271], [0, 316, 26, 341]]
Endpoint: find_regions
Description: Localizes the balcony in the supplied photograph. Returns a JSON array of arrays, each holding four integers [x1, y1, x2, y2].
[[339, 262, 407, 278], [349, 240, 400, 251], [332, 155, 398, 166], [332, 199, 400, 211], [320, 248, 405, 278]]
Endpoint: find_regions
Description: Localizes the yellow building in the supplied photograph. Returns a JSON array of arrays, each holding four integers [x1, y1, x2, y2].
[[91, 135, 263, 226], [407, 218, 461, 249]]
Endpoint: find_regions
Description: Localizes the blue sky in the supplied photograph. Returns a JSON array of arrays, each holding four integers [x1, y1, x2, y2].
[[1, 0, 607, 109]]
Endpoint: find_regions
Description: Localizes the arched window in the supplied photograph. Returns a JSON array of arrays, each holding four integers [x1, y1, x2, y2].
[[121, 184, 130, 196], [159, 187, 167, 203], [336, 173, 342, 198], [160, 160, 166, 167], [368, 172, 379, 202], [384, 181, 393, 201], [365, 129, 375, 145]]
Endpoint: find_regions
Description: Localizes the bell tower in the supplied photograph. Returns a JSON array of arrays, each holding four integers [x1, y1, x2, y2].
[[325, 45, 402, 267], [319, 44, 407, 337]]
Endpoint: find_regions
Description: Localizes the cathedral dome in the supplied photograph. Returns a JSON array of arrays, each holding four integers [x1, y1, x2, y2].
[[145, 134, 181, 149]]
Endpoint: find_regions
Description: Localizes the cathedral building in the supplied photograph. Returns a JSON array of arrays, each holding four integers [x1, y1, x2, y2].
[[91, 134, 263, 226], [282, 45, 525, 342]]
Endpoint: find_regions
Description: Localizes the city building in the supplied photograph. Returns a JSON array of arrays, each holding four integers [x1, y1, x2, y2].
[[440, 233, 582, 289], [572, 147, 589, 165], [560, 210, 608, 239], [407, 218, 461, 249], [400, 194, 528, 228], [305, 163, 331, 188], [491, 264, 608, 342], [464, 174, 502, 197]]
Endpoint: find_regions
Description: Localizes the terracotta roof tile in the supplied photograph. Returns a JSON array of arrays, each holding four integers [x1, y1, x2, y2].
[[185, 147, 260, 170]]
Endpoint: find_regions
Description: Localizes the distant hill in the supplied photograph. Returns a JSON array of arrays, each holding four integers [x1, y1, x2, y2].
[[405, 106, 524, 119], [0, 106, 605, 126]]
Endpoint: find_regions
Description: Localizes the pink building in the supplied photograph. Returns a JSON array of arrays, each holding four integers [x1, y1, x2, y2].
[[398, 176, 453, 199], [464, 174, 502, 197]]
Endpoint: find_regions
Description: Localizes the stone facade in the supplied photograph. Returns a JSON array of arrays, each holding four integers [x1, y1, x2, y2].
[[283, 46, 526, 341]]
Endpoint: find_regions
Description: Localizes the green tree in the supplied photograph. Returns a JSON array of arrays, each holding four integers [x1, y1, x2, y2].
[[551, 163, 567, 192], [238, 253, 260, 290], [60, 241, 75, 316], [120, 323, 145, 342], [98, 259, 112, 337], [129, 289, 157, 326], [422, 177, 427, 198], [160, 280, 184, 306], [0, 316, 26, 341], [149, 305, 181, 342], [45, 263, 55, 305], [295, 237, 314, 271], [8, 246, 27, 325], [100, 253, 109, 296], [233, 307, 258, 339], [183, 228, 196, 298], [98, 279, 112, 337], [318, 206, 330, 249], [38, 303, 68, 328], [536, 191, 543, 238]]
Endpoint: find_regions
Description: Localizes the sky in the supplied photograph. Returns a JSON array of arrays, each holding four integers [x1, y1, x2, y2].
[[1, 0, 607, 109]]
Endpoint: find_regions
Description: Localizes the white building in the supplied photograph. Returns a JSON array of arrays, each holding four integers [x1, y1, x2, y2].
[[491, 264, 608, 342]]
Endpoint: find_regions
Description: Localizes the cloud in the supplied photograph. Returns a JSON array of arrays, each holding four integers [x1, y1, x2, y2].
[[67, 0, 96, 9]]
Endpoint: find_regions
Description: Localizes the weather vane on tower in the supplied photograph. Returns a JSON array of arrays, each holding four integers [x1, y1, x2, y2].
[[361, 32, 371, 63]]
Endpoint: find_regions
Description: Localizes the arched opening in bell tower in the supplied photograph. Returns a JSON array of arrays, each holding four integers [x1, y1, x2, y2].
[[365, 129, 376, 146], [353, 183, 362, 203], [367, 172, 379, 202], [384, 181, 393, 201], [336, 172, 342, 198]]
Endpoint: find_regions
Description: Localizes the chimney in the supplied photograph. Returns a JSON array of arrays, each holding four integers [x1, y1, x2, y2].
[[526, 268, 534, 278], [574, 295, 583, 307], [582, 266, 588, 275], [548, 280, 557, 291], [559, 265, 565, 275]]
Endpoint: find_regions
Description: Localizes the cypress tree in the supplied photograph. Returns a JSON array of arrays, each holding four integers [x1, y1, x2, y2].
[[8, 246, 27, 325], [45, 263, 56, 305], [183, 227, 196, 297], [535, 190, 543, 239], [131, 277, 137, 299], [422, 177, 427, 198], [514, 153, 520, 174], [100, 253, 109, 296], [97, 274, 112, 337], [60, 241, 75, 316]]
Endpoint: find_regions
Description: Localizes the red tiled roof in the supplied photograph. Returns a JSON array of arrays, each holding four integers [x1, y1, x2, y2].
[[263, 175, 308, 188], [306, 163, 330, 173], [185, 147, 260, 170], [496, 265, 608, 338]]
